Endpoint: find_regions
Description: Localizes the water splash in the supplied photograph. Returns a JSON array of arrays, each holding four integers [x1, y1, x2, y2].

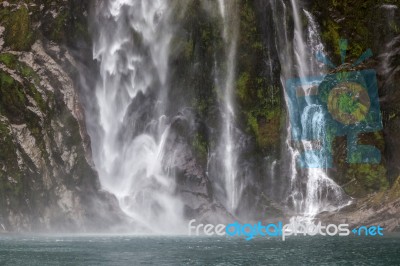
[[88, 0, 185, 233]]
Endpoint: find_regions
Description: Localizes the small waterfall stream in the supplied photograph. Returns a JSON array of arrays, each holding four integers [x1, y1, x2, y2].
[[217, 0, 240, 212], [272, 0, 349, 216]]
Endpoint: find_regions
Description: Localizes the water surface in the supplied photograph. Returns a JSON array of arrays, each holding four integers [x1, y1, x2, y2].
[[0, 234, 399, 265]]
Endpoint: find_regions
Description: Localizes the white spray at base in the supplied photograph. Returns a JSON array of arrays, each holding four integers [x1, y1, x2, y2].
[[83, 0, 353, 232], [89, 0, 185, 233]]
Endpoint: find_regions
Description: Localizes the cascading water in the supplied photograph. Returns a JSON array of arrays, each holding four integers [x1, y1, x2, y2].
[[290, 0, 308, 80], [304, 10, 325, 75], [88, 0, 185, 232], [82, 0, 353, 229], [216, 0, 240, 212], [272, 0, 349, 216]]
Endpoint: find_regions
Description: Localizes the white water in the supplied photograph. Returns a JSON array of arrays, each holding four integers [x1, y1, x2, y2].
[[89, 0, 184, 233], [82, 0, 353, 229], [272, 0, 349, 216], [304, 10, 326, 75], [290, 0, 308, 80], [300, 105, 347, 215], [217, 0, 240, 212], [290, 2, 348, 216]]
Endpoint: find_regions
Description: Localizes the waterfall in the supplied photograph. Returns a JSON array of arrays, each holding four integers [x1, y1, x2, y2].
[[87, 0, 184, 233], [216, 0, 240, 212], [304, 10, 325, 75], [272, 0, 349, 216], [290, 0, 308, 80], [80, 0, 355, 229]]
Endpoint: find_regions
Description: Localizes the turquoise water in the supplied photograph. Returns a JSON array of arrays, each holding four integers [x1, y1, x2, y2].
[[0, 234, 399, 265]]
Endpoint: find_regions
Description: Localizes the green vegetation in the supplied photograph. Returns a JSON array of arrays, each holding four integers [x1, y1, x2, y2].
[[314, 0, 400, 62], [312, 0, 400, 197], [388, 176, 400, 201], [0, 53, 40, 83], [51, 11, 68, 42], [0, 53, 17, 68], [0, 53, 44, 110], [0, 71, 28, 119], [319, 0, 370, 60], [344, 163, 388, 197], [0, 6, 34, 51], [192, 133, 208, 164], [0, 69, 49, 159], [236, 1, 283, 152]]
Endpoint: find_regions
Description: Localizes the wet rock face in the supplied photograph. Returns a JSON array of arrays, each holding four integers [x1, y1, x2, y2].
[[0, 1, 124, 232], [318, 177, 400, 232], [308, 0, 400, 229], [379, 34, 400, 184], [310, 0, 400, 197]]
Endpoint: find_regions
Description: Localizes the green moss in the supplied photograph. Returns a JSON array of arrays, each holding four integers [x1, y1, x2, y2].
[[20, 64, 36, 79], [0, 53, 44, 111], [321, 19, 341, 58], [193, 96, 213, 116], [63, 114, 82, 147], [237, 71, 282, 149], [30, 85, 46, 112], [247, 112, 258, 136], [235, 1, 284, 152], [171, 0, 222, 121], [0, 52, 40, 83], [312, 0, 399, 64], [388, 176, 400, 201], [184, 39, 194, 60], [0, 6, 35, 51], [315, 0, 383, 62], [192, 133, 208, 163], [0, 70, 48, 162], [344, 163, 388, 197], [0, 71, 27, 118], [51, 11, 68, 42], [0, 53, 18, 68], [243, 106, 282, 149], [237, 72, 250, 103], [389, 21, 400, 34]]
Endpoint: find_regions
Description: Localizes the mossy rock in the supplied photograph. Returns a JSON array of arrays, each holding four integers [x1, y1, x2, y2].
[[0, 67, 48, 159], [235, 0, 284, 153], [192, 133, 208, 164], [313, 0, 400, 64], [0, 115, 24, 199], [0, 6, 35, 51], [344, 163, 388, 197], [387, 176, 400, 202], [0, 53, 45, 109], [0, 71, 29, 122]]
